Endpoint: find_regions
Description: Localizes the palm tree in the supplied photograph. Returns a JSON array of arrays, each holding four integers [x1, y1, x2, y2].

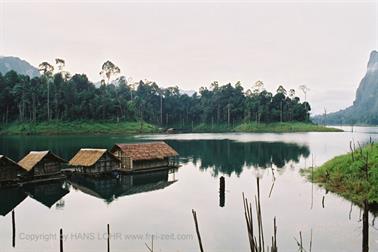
[[38, 62, 54, 120]]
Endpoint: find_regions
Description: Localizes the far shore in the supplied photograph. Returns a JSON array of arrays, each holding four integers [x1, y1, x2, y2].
[[0, 121, 343, 136]]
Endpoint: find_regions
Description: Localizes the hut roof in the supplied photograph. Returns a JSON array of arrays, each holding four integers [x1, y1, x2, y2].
[[111, 141, 178, 161], [18, 151, 66, 171], [69, 149, 119, 167], [0, 155, 25, 170]]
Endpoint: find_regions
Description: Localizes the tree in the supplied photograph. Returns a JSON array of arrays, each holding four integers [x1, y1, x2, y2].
[[0, 68, 313, 127], [299, 85, 310, 121], [39, 62, 54, 120], [100, 60, 120, 85], [298, 85, 310, 102]]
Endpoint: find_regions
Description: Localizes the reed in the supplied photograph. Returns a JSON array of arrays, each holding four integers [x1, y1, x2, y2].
[[243, 177, 278, 252]]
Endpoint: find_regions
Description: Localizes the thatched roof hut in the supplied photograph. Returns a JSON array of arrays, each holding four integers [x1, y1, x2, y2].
[[18, 151, 66, 172], [69, 149, 120, 174], [111, 142, 178, 171], [111, 142, 178, 161]]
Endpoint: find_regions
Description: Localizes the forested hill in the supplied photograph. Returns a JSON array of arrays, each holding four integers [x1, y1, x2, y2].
[[0, 56, 40, 77], [313, 50, 378, 125], [0, 60, 311, 127]]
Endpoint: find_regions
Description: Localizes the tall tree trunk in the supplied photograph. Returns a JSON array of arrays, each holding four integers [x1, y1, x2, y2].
[[18, 104, 22, 122], [217, 104, 220, 123], [6, 105, 9, 124], [32, 94, 36, 122], [227, 104, 230, 128], [160, 95, 163, 125]]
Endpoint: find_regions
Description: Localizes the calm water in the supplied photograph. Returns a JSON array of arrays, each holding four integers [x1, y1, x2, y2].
[[0, 129, 377, 252]]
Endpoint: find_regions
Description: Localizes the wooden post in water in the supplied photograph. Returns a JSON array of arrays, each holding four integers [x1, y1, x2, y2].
[[60, 228, 63, 252], [12, 210, 15, 248], [219, 176, 225, 207], [107, 224, 110, 252], [192, 210, 204, 252]]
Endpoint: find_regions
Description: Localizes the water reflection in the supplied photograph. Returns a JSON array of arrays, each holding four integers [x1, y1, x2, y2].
[[68, 170, 176, 203], [169, 140, 310, 176], [0, 187, 27, 216], [362, 201, 369, 252], [0, 170, 177, 215], [23, 180, 70, 208]]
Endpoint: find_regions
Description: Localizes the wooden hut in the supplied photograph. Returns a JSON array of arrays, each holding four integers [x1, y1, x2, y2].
[[110, 142, 179, 171], [0, 155, 27, 185], [69, 149, 121, 175], [18, 151, 66, 179]]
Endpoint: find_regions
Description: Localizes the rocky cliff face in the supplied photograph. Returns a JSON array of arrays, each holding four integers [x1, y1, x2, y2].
[[0, 56, 40, 77], [354, 51, 378, 107], [314, 51, 378, 125]]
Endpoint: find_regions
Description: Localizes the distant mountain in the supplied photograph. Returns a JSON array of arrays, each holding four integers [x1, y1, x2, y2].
[[0, 56, 40, 77], [313, 51, 378, 125]]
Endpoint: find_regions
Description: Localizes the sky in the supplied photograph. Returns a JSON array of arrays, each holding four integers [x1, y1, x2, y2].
[[0, 0, 377, 115]]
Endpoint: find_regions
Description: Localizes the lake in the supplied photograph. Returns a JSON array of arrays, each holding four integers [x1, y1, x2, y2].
[[0, 128, 377, 252]]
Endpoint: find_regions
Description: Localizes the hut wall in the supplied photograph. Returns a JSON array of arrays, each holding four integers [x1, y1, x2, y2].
[[112, 150, 132, 170], [85, 153, 120, 174], [132, 158, 169, 171], [0, 163, 23, 182], [33, 160, 61, 176]]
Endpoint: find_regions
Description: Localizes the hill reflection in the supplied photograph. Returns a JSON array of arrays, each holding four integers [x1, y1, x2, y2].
[[168, 140, 310, 176]]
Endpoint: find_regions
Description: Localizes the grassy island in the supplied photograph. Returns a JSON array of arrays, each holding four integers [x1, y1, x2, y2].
[[305, 143, 378, 205]]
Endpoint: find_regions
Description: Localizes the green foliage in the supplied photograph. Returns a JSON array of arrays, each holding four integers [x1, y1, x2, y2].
[[234, 122, 341, 133], [307, 143, 378, 204], [0, 69, 312, 129], [0, 121, 157, 135], [192, 122, 341, 133]]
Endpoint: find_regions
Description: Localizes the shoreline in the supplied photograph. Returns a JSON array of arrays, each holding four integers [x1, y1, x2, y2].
[[0, 121, 342, 136]]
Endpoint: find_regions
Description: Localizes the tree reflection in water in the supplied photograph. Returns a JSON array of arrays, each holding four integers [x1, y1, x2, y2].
[[168, 140, 310, 176]]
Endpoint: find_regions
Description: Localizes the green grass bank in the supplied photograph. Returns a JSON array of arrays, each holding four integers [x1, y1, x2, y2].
[[0, 121, 342, 135], [0, 121, 158, 135], [193, 122, 342, 133], [305, 143, 378, 205]]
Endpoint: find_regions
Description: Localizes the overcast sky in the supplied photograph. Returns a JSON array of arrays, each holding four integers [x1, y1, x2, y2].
[[0, 0, 377, 114]]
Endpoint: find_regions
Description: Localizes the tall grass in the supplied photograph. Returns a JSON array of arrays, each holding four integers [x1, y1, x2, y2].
[[307, 142, 378, 204]]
